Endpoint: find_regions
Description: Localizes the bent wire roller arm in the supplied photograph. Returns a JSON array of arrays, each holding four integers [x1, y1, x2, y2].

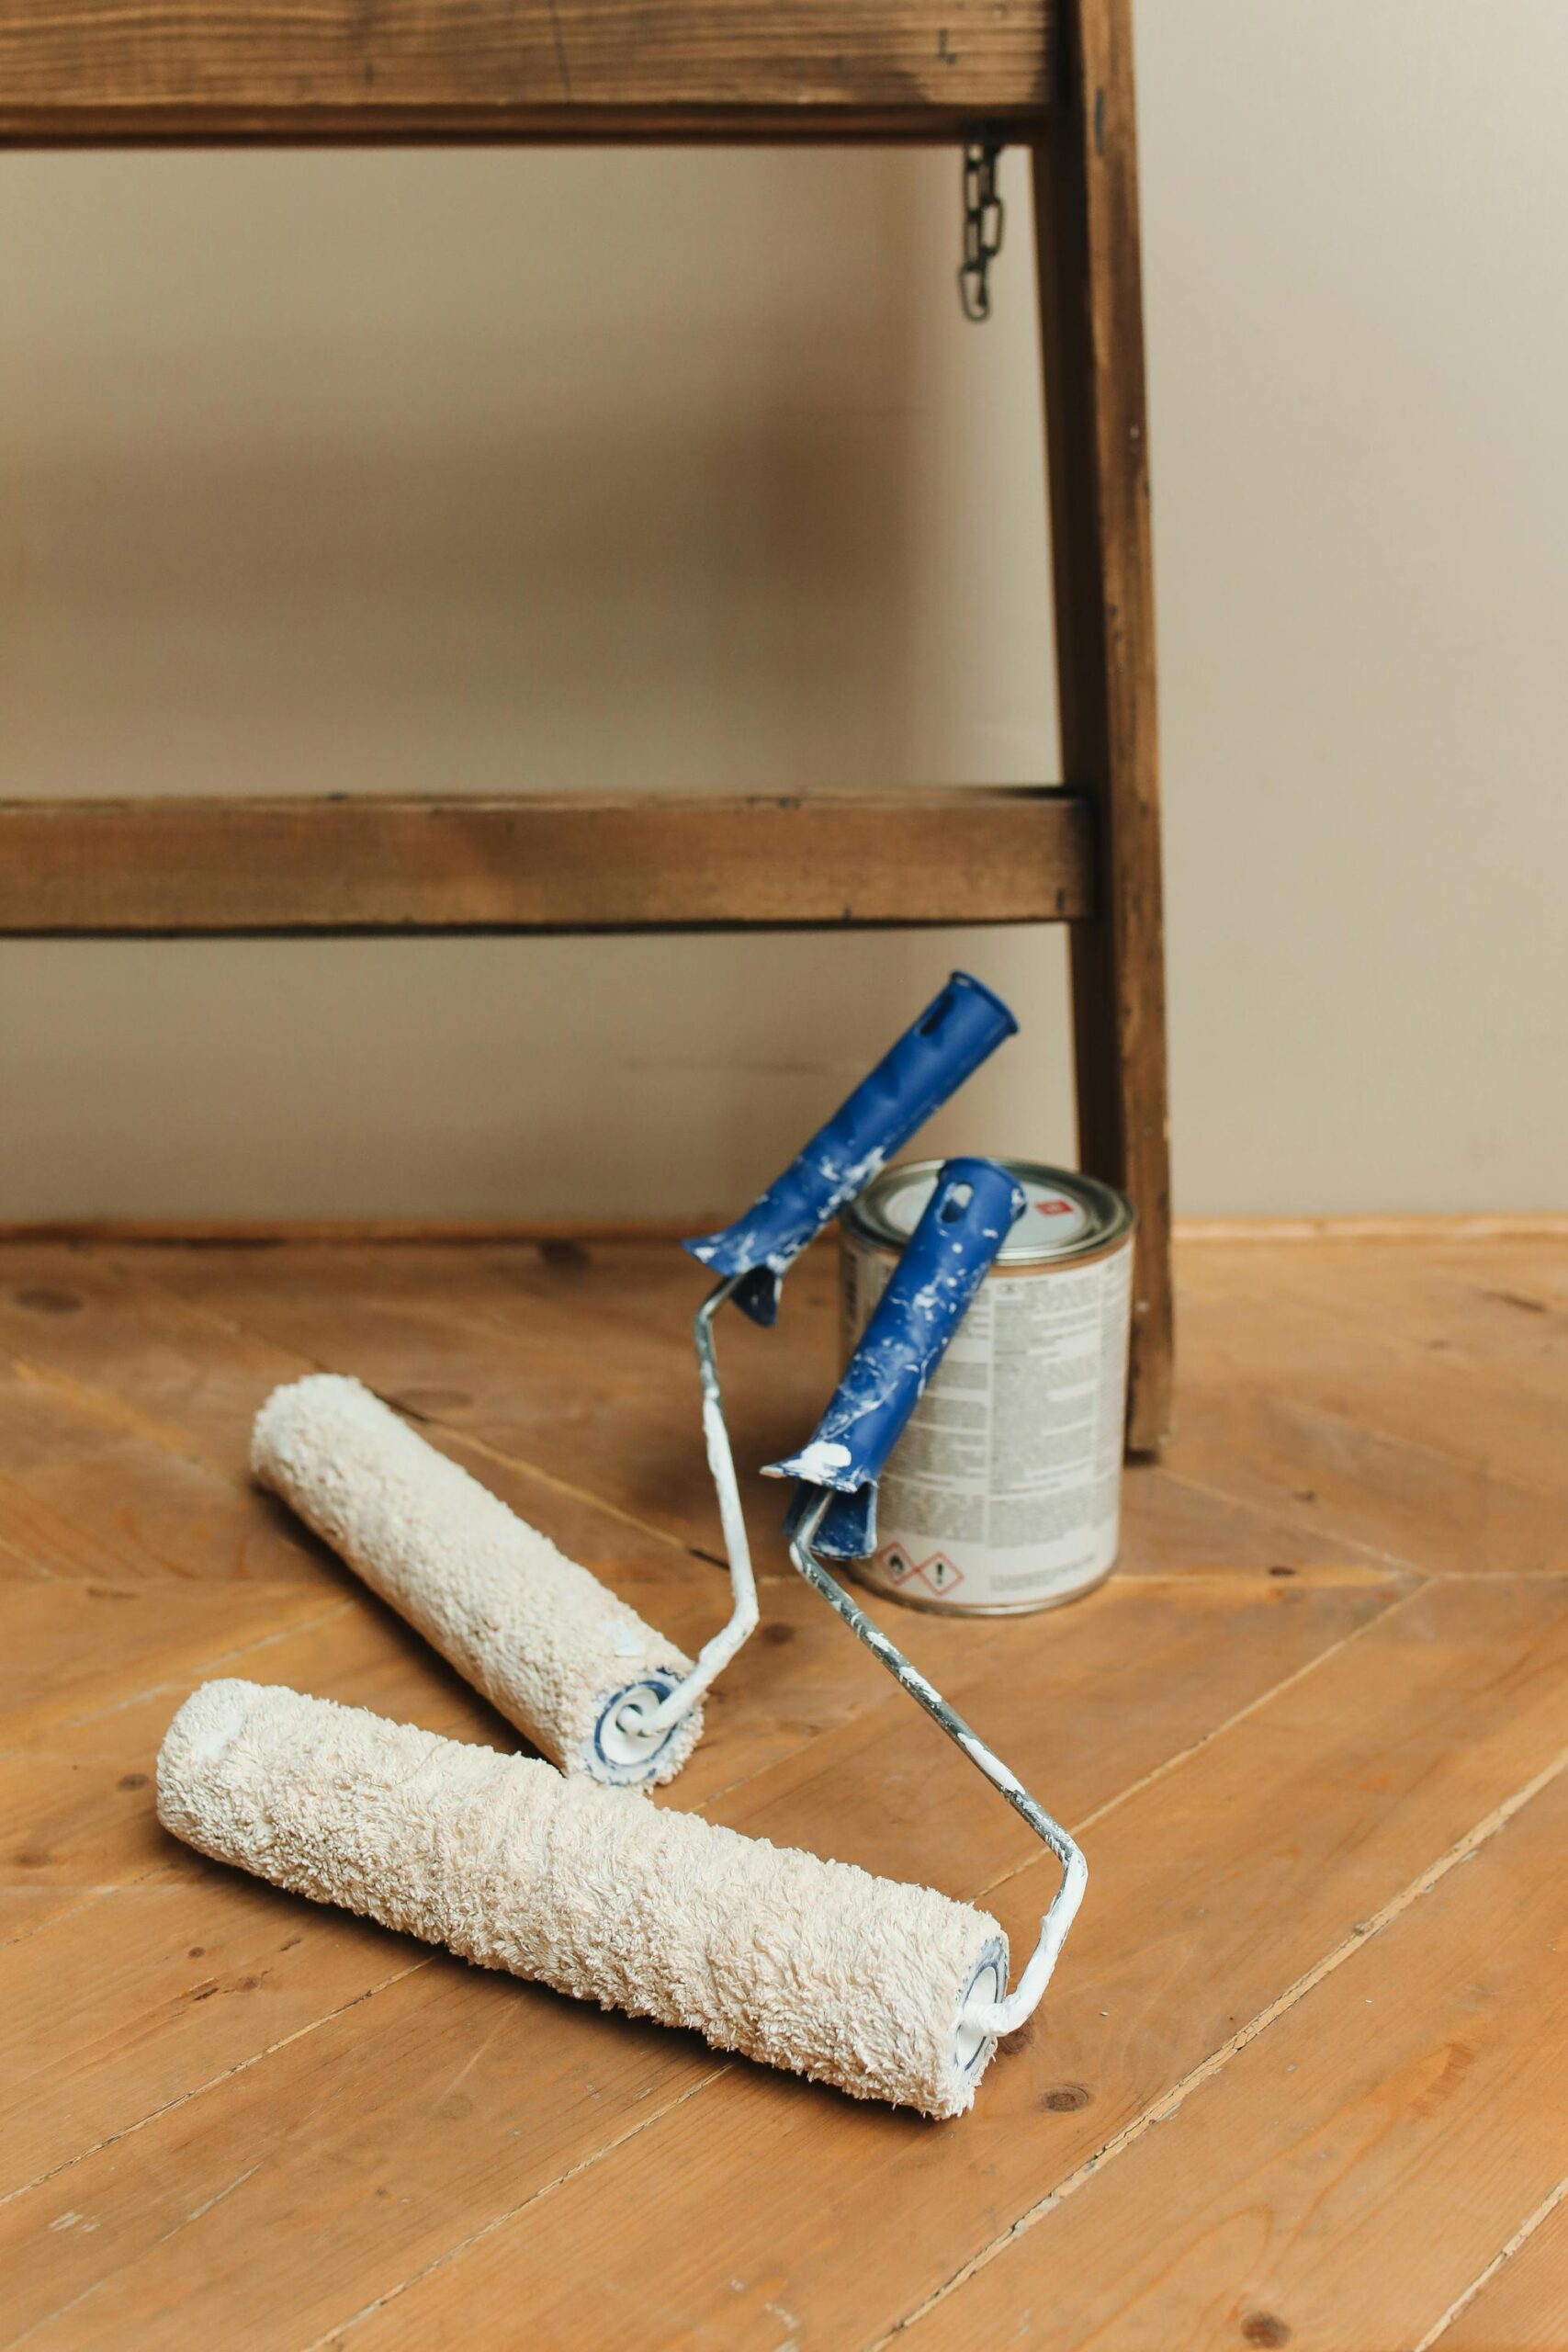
[[620, 972, 1020, 1747], [766, 1154, 1088, 2042]]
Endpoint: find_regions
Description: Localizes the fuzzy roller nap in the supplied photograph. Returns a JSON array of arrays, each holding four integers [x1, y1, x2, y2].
[[158, 1679, 1010, 2118], [252, 1375, 700, 1787]]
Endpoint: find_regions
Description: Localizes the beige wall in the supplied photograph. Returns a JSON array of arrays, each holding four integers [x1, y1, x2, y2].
[[3, 0, 1564, 1221]]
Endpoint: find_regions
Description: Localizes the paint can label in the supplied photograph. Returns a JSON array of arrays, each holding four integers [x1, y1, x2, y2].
[[840, 1159, 1134, 1614]]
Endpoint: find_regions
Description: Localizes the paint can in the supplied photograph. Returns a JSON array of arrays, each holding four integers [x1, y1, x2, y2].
[[839, 1158, 1134, 1614]]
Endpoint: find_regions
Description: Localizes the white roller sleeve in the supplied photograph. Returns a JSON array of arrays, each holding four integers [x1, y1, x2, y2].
[[252, 1374, 701, 1787], [158, 1680, 1010, 2119]]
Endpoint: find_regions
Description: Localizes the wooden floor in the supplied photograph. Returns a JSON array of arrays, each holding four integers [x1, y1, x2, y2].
[[3, 1221, 1566, 2351]]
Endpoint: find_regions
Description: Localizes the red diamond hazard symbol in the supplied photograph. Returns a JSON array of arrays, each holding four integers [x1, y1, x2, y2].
[[880, 1545, 964, 1598]]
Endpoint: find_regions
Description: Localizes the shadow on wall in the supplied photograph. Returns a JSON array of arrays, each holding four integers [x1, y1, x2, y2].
[[0, 145, 1069, 1219]]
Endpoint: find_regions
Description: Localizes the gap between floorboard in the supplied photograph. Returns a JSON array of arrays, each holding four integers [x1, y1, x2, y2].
[[1, 1566, 1416, 2227], [1, 1238, 1505, 2294], [211, 1575, 1424, 2343], [876, 1736, 1568, 2347], [105, 1250, 731, 1572], [1414, 2174, 1568, 2352], [966, 1567, 1421, 1921], [0, 1957, 431, 2214], [14, 2162, 265, 2350], [115, 1246, 1408, 1609], [299, 2069, 728, 2352], [41, 1600, 353, 1739]]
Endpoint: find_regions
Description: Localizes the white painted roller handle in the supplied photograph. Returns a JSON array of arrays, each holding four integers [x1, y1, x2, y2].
[[787, 1493, 1087, 2042], [607, 1275, 759, 1746]]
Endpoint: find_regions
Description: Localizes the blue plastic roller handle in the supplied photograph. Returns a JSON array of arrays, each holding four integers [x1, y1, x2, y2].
[[682, 972, 1017, 1326], [765, 1156, 1026, 1559]]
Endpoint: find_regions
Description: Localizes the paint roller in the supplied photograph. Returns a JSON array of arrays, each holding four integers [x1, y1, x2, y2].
[[157, 1679, 1005, 2117], [253, 973, 1018, 1791], [767, 1155, 1089, 2060], [645, 969, 1018, 1757], [251, 1374, 705, 1787], [160, 1159, 1082, 2117]]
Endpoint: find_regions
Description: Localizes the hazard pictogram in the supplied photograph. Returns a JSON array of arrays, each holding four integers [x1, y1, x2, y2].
[[880, 1544, 964, 1598]]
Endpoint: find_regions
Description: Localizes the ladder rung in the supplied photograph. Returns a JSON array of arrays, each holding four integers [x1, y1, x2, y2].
[[0, 3, 1055, 145], [0, 789, 1093, 935]]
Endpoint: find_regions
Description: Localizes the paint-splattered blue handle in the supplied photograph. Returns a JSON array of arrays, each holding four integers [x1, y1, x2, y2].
[[682, 973, 1017, 1326], [766, 1157, 1026, 1558]]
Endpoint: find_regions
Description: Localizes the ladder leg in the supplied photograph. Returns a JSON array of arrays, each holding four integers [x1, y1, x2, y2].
[[1032, 0, 1174, 1451]]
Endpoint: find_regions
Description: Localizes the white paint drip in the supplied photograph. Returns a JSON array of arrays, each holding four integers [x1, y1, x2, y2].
[[787, 1438, 853, 1484]]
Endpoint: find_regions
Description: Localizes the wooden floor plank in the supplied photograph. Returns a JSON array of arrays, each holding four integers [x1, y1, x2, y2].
[[133, 1238, 1383, 1578], [1114, 1457, 1393, 1577], [0, 1598, 513, 1943], [0, 1249, 312, 1487], [1180, 1234, 1568, 1391], [13, 1245, 1272, 1823], [0, 1361, 330, 1585], [277, 1577, 1568, 2352], [0, 1580, 339, 1747], [3, 1547, 1142, 1921], [125, 1238, 829, 1563], [6, 1239, 716, 1560], [1, 1560, 1004, 2180], [4, 1229, 1564, 2348], [1430, 2188, 1568, 2352], [901, 1761, 1568, 2352], [1, 1588, 578, 2192], [4, 1241, 1354, 1834], [1176, 1278, 1567, 1508], [703, 1568, 1403, 1891], [0, 1577, 344, 1945], [1165, 1240, 1567, 1577], [1165, 1380, 1561, 1577], [3, 1949, 723, 2350], [0, 1573, 1398, 2337], [5, 1241, 754, 1576], [0, 1245, 897, 1804], [0, 1875, 431, 2204]]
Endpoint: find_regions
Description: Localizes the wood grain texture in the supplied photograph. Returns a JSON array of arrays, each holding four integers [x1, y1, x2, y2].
[[0, 1597, 479, 1939], [0, 0, 1055, 144], [1433, 2191, 1568, 2352], [0, 1359, 328, 1583], [3, 1229, 1564, 2348], [1166, 1365, 1563, 1578], [0, 789, 1093, 936], [311, 1577, 1568, 2350], [1032, 0, 1173, 1452], [1175, 1283, 1567, 1513], [0, 1577, 338, 1745], [2, 1569, 1398, 2340], [128, 1236, 1390, 1579], [1179, 1233, 1568, 1413], [904, 1758, 1568, 2352]]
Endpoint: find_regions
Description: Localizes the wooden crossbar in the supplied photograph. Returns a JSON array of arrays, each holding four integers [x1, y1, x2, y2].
[[0, 789, 1092, 936], [0, 0, 1174, 1450], [0, 2, 1056, 145]]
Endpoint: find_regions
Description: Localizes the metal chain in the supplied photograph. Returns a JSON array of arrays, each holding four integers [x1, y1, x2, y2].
[[958, 133, 1006, 322]]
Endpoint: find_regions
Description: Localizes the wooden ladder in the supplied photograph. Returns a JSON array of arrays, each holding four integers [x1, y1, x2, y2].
[[0, 0, 1174, 1450]]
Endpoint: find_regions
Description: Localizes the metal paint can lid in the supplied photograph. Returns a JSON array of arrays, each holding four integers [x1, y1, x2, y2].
[[842, 1157, 1134, 1268]]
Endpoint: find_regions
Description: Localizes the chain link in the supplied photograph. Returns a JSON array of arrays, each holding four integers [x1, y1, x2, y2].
[[958, 133, 1006, 322]]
